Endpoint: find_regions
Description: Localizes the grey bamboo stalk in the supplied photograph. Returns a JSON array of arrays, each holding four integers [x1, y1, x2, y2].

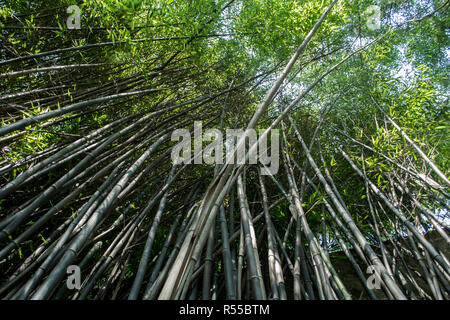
[[340, 148, 449, 274], [218, 205, 237, 300], [157, 2, 339, 298], [143, 204, 198, 300], [288, 116, 407, 299], [236, 174, 265, 299], [202, 221, 216, 300], [128, 164, 178, 300], [29, 134, 168, 299], [259, 170, 287, 300], [17, 162, 127, 299], [281, 124, 351, 300]]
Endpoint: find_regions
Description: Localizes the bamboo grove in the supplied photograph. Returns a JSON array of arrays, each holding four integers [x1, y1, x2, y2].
[[0, 0, 449, 300]]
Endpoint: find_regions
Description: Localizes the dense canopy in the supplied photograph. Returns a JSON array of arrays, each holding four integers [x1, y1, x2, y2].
[[0, 0, 449, 300]]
